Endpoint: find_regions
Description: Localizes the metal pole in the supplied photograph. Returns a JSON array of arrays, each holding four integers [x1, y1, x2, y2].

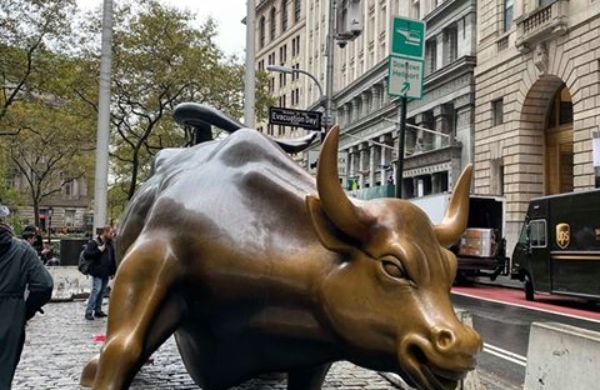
[[324, 0, 337, 141], [395, 96, 407, 199], [93, 0, 113, 230], [244, 0, 256, 128]]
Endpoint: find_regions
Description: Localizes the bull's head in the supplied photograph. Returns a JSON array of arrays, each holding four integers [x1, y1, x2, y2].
[[306, 126, 482, 390]]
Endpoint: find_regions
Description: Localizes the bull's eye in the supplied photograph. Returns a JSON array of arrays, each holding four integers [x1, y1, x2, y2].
[[381, 258, 407, 279]]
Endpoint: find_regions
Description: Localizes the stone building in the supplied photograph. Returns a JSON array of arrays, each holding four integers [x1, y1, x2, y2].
[[475, 0, 600, 249], [5, 169, 91, 233], [254, 0, 308, 138], [303, 0, 478, 202]]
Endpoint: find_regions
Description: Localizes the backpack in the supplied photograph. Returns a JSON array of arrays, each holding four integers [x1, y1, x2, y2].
[[78, 238, 100, 275]]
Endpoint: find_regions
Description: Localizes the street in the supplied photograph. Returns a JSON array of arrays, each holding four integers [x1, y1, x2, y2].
[[452, 284, 600, 389]]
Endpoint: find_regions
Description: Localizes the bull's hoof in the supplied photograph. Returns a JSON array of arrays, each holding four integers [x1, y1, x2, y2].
[[80, 354, 100, 387]]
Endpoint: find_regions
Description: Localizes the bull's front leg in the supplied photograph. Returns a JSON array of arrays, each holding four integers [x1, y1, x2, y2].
[[80, 235, 185, 390], [287, 363, 332, 390]]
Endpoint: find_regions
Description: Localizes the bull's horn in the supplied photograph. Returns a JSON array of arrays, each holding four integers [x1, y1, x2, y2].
[[434, 164, 473, 247], [316, 126, 372, 240]]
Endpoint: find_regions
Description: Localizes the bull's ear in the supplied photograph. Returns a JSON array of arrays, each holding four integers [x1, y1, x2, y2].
[[306, 195, 356, 253]]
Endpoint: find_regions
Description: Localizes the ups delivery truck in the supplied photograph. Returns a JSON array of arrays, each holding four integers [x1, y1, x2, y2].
[[511, 189, 600, 301]]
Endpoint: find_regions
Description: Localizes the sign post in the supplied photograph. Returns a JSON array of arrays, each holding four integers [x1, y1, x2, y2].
[[388, 16, 426, 198]]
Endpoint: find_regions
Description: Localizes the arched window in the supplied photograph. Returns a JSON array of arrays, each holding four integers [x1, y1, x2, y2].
[[270, 7, 277, 41], [294, 0, 301, 23], [281, 0, 288, 31], [259, 16, 266, 48]]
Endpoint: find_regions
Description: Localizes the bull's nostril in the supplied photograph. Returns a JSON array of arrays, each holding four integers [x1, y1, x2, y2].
[[435, 329, 456, 351]]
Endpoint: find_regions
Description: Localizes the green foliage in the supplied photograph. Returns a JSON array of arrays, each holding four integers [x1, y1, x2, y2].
[[76, 0, 274, 207], [0, 0, 77, 125], [0, 94, 95, 226]]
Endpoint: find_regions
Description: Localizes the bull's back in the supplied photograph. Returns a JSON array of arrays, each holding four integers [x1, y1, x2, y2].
[[117, 130, 318, 264]]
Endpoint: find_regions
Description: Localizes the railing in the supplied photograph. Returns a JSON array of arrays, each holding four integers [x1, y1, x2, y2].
[[515, 0, 569, 50], [347, 184, 396, 200]]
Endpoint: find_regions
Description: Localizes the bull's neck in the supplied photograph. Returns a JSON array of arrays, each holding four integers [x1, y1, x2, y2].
[[248, 243, 341, 344]]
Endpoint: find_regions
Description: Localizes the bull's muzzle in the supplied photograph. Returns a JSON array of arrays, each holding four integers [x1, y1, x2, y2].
[[399, 323, 482, 390]]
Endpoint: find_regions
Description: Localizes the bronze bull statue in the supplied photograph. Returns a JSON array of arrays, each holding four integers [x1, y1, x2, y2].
[[80, 125, 482, 390]]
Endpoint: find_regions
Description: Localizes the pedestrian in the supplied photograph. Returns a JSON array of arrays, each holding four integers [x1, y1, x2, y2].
[[22, 225, 44, 260], [0, 217, 54, 389], [40, 243, 56, 265], [84, 226, 116, 321], [21, 230, 37, 247]]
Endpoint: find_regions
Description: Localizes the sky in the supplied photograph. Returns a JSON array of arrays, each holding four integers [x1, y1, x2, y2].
[[76, 0, 248, 56]]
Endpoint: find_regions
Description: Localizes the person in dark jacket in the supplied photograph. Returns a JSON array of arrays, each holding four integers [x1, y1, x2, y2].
[[22, 225, 44, 260], [0, 221, 54, 390], [84, 226, 116, 321]]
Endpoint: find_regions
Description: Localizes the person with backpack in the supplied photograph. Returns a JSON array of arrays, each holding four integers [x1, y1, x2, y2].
[[0, 217, 54, 389], [83, 226, 116, 321]]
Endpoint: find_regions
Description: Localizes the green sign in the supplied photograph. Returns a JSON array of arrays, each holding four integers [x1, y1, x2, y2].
[[387, 54, 424, 99], [391, 16, 426, 60]]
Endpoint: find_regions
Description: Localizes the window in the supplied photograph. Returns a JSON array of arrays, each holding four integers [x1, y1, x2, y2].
[[279, 44, 287, 63], [291, 36, 301, 57], [294, 0, 301, 23], [425, 39, 437, 74], [410, 0, 420, 19], [444, 26, 458, 64], [259, 17, 266, 48], [539, 0, 553, 7], [65, 210, 76, 227], [258, 60, 264, 72], [64, 180, 73, 196], [269, 78, 275, 93], [528, 220, 547, 248], [504, 0, 514, 32], [492, 98, 504, 126], [291, 88, 300, 105], [270, 7, 277, 41], [281, 0, 288, 31], [547, 85, 573, 128], [279, 72, 287, 88]]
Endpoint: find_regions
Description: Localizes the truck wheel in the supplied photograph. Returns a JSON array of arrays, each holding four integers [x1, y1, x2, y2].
[[524, 278, 534, 301]]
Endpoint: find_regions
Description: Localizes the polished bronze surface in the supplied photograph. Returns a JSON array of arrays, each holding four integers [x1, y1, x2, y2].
[[80, 126, 482, 390]]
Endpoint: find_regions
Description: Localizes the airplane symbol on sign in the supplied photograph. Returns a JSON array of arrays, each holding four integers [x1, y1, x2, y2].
[[397, 29, 421, 46]]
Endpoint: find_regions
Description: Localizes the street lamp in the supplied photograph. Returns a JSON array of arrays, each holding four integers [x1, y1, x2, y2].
[[266, 65, 328, 129]]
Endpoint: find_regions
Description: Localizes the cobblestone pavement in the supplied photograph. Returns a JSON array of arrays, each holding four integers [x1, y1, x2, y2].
[[12, 299, 401, 390]]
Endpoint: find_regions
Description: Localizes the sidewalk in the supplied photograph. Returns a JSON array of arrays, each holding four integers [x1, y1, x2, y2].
[[12, 299, 400, 390], [12, 299, 506, 390]]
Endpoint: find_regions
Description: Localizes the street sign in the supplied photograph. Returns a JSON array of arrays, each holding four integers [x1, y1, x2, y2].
[[268, 107, 322, 131], [387, 55, 424, 99], [391, 16, 426, 60]]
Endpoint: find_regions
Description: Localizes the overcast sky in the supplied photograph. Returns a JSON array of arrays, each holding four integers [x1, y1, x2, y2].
[[77, 0, 248, 56]]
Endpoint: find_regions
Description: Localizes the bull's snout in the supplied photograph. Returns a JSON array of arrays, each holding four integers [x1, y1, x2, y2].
[[432, 323, 482, 358]]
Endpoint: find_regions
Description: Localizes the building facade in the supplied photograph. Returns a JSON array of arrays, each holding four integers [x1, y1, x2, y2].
[[5, 169, 91, 232], [303, 0, 478, 204], [475, 0, 600, 249], [255, 0, 308, 138]]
